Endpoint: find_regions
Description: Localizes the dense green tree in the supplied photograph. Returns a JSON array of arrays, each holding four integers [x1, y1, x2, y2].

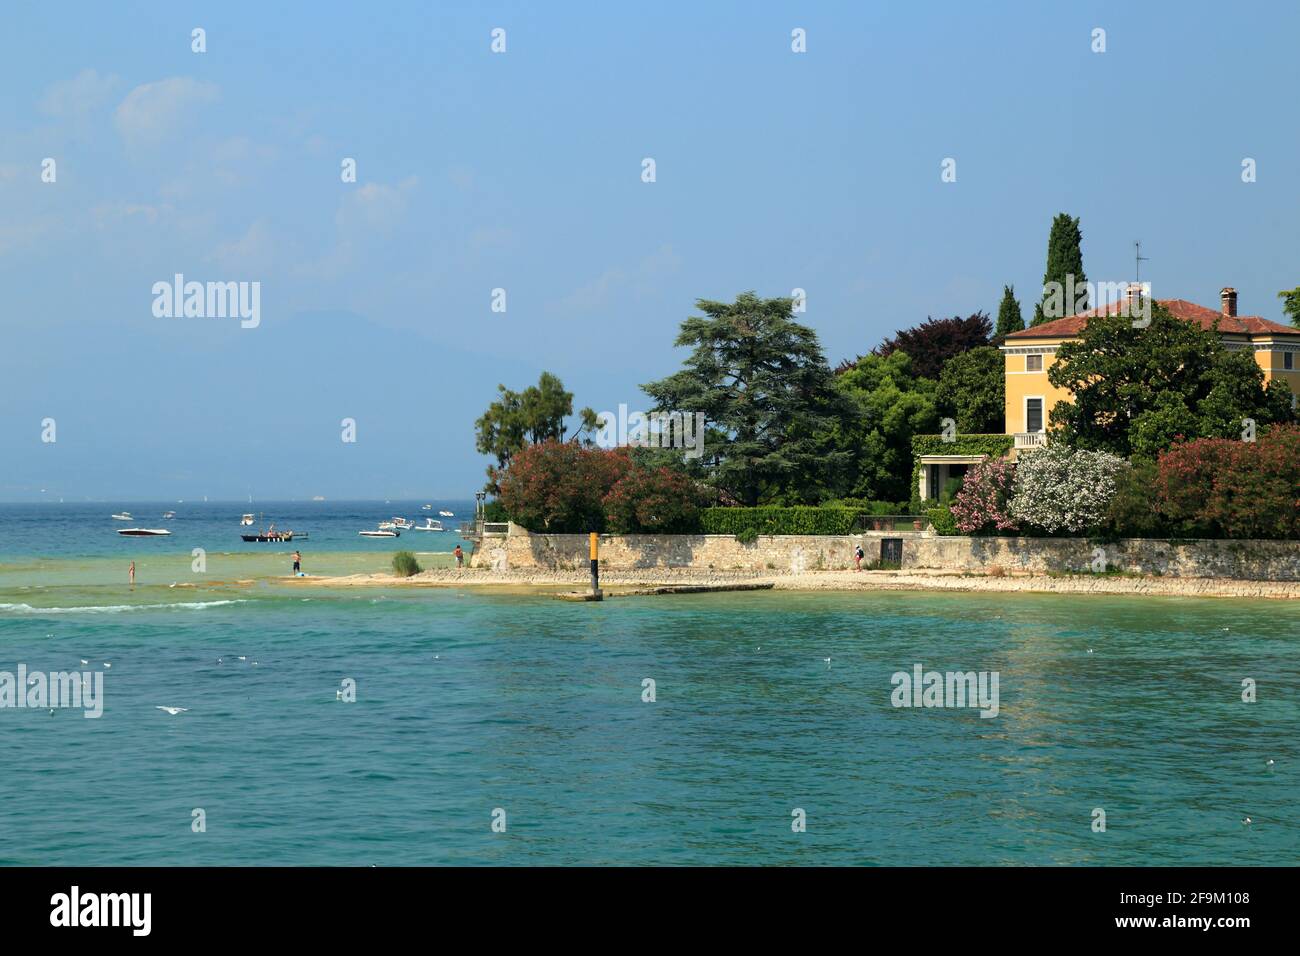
[[1048, 300, 1294, 456], [641, 292, 850, 506], [830, 351, 940, 502], [871, 312, 991, 380], [1032, 213, 1087, 326], [474, 371, 597, 492], [994, 285, 1024, 342], [1278, 286, 1300, 328], [937, 346, 1005, 434]]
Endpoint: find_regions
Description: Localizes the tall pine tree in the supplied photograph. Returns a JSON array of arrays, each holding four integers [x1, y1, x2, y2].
[[994, 285, 1024, 341], [1032, 213, 1087, 326]]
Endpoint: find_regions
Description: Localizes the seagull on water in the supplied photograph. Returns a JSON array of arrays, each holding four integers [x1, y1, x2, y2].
[[79, 659, 88, 665], [1242, 816, 1252, 825], [102, 662, 111, 668], [155, 706, 189, 716], [1267, 759, 1275, 767], [822, 657, 831, 669]]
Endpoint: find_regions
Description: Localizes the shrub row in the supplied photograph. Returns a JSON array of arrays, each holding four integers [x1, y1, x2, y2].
[[699, 506, 861, 536]]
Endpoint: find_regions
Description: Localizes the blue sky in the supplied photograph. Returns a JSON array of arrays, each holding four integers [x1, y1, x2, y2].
[[2, 1, 1297, 500]]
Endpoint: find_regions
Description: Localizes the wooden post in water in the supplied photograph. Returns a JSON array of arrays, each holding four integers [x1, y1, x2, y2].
[[589, 532, 603, 600]]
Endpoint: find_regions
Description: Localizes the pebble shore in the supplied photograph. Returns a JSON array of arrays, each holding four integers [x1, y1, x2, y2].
[[284, 566, 1300, 599]]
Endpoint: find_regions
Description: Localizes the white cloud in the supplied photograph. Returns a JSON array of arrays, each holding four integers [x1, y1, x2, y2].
[[40, 69, 121, 118], [210, 220, 276, 272], [551, 243, 683, 313], [114, 77, 219, 147]]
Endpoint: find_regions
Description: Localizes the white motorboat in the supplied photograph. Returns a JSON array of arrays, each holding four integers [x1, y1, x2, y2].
[[240, 514, 255, 526], [438, 510, 454, 517], [117, 528, 171, 537], [379, 517, 414, 530], [162, 511, 176, 519], [422, 504, 432, 510], [413, 519, 445, 532], [111, 512, 132, 521], [359, 529, 400, 538]]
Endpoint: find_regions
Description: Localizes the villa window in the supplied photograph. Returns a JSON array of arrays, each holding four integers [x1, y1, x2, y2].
[[1025, 354, 1043, 372], [1026, 397, 1044, 433], [1285, 352, 1294, 371]]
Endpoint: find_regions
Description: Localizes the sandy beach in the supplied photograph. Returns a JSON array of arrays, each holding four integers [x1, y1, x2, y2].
[[281, 566, 1300, 600]]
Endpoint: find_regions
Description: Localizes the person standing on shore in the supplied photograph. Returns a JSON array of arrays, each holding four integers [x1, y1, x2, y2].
[[854, 545, 864, 571], [128, 560, 135, 588], [292, 550, 302, 575], [453, 545, 464, 569]]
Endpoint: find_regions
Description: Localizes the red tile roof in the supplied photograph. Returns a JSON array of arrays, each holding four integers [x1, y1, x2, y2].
[[1006, 298, 1299, 338]]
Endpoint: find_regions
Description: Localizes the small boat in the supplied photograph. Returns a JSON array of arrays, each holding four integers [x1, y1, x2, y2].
[[118, 528, 171, 537], [379, 517, 414, 530], [162, 511, 176, 519], [111, 512, 132, 521], [439, 510, 454, 517], [240, 514, 255, 526], [359, 529, 400, 538], [421, 504, 432, 510], [242, 532, 297, 542], [413, 519, 445, 532]]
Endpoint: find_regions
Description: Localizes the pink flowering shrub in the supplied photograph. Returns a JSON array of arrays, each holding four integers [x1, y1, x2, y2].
[[949, 458, 1018, 534]]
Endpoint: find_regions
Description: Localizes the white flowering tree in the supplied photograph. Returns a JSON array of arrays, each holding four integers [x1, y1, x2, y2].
[[1009, 446, 1129, 534]]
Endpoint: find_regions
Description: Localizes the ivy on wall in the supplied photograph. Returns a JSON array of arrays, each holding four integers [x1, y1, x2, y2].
[[909, 433, 1014, 502]]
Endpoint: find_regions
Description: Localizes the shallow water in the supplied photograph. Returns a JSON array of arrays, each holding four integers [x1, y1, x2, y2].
[[1, 580, 1295, 865]]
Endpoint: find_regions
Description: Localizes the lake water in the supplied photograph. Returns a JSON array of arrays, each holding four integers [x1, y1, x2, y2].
[[0, 503, 1296, 865]]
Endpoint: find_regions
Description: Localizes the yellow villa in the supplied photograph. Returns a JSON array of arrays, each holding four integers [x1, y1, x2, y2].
[[916, 286, 1300, 500]]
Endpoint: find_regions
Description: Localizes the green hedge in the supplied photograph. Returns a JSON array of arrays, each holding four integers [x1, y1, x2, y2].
[[700, 506, 861, 536]]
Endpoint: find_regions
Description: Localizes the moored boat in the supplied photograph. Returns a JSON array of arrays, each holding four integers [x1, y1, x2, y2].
[[118, 528, 171, 536], [413, 519, 445, 532], [359, 529, 400, 538], [111, 512, 132, 521]]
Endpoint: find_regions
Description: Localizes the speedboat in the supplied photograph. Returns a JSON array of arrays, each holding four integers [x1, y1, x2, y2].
[[162, 511, 176, 519], [379, 517, 414, 530], [359, 529, 400, 538], [413, 519, 444, 532], [111, 512, 132, 521], [439, 510, 454, 517], [421, 504, 432, 510], [240, 514, 255, 526], [118, 528, 171, 536]]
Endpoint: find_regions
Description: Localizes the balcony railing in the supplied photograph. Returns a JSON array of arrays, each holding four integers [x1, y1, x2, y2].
[[1014, 431, 1048, 449], [854, 515, 931, 533]]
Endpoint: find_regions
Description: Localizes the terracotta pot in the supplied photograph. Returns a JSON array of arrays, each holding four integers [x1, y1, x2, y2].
[[913, 520, 923, 531]]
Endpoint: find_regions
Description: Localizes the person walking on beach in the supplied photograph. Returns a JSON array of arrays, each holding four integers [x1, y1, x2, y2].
[[128, 560, 136, 588], [292, 550, 302, 575], [453, 545, 464, 569], [853, 545, 864, 571]]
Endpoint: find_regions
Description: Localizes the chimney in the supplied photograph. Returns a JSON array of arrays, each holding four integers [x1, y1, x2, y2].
[[1220, 287, 1237, 317], [1126, 282, 1143, 307]]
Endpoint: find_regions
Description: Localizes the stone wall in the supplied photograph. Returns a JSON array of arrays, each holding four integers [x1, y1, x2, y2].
[[475, 526, 1300, 581]]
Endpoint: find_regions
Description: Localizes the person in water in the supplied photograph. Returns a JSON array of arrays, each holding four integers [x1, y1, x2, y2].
[[292, 550, 302, 575], [129, 560, 136, 587], [453, 545, 464, 568]]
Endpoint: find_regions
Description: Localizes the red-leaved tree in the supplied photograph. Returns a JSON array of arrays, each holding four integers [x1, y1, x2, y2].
[[1153, 424, 1300, 539], [603, 465, 702, 533]]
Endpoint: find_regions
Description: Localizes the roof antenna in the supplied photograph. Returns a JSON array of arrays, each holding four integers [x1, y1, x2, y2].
[[1134, 240, 1148, 285]]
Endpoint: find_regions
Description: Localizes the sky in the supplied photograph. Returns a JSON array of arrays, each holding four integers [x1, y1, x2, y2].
[[2, 0, 1298, 501]]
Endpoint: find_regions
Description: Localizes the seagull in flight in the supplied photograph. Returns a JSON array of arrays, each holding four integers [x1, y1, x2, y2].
[[155, 706, 189, 716]]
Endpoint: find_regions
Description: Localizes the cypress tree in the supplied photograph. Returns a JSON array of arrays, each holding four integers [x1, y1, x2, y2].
[[994, 285, 1024, 340], [1033, 213, 1087, 326]]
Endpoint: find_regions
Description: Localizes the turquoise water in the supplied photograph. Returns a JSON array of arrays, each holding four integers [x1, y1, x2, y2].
[[1, 583, 1296, 865]]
